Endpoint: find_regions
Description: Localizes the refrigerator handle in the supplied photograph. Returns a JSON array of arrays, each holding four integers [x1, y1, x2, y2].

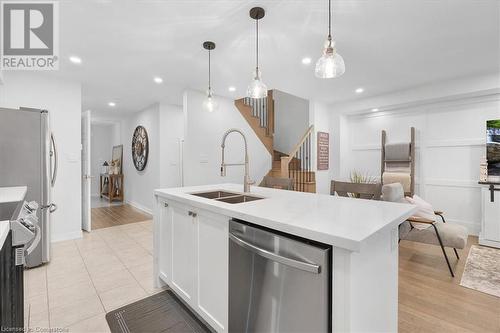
[[41, 203, 57, 213], [50, 132, 58, 187]]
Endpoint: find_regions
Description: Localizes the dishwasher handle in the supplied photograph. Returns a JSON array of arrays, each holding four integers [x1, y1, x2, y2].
[[229, 233, 321, 274]]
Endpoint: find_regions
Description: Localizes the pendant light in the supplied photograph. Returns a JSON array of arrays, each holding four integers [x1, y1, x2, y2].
[[203, 41, 218, 112], [247, 7, 268, 99], [315, 0, 345, 79]]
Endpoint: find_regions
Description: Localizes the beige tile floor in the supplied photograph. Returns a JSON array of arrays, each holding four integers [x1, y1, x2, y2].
[[24, 220, 164, 332]]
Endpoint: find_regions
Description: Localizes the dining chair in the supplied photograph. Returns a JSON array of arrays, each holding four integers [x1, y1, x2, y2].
[[330, 180, 382, 200]]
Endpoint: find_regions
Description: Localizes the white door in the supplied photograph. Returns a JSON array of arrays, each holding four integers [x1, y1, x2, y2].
[[81, 110, 91, 232], [170, 203, 196, 304], [196, 211, 228, 332]]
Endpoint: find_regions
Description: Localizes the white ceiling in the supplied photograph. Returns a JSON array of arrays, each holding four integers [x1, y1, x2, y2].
[[47, 0, 499, 114]]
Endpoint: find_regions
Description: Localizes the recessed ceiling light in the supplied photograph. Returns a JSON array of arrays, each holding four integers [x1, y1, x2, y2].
[[69, 56, 82, 64], [228, 86, 236, 92], [355, 88, 364, 94], [153, 76, 163, 84], [301, 57, 312, 65], [371, 108, 379, 112], [108, 102, 116, 107]]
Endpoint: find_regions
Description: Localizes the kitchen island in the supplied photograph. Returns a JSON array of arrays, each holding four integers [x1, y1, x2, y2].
[[153, 184, 417, 333]]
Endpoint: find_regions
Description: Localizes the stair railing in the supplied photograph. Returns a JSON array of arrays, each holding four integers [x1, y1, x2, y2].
[[243, 90, 274, 136], [280, 125, 314, 192]]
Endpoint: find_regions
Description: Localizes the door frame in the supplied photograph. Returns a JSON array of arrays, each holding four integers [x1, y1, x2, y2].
[[81, 110, 92, 232]]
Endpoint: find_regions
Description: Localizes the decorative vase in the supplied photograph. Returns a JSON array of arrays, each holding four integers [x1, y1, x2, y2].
[[480, 156, 488, 182]]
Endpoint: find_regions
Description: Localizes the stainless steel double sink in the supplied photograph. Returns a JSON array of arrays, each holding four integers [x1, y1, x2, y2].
[[190, 190, 264, 204]]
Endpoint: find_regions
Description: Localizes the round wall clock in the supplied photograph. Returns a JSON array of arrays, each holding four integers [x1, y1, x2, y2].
[[132, 125, 149, 171]]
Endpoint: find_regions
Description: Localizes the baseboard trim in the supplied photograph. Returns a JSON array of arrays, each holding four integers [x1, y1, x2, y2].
[[478, 236, 500, 248], [126, 200, 153, 215], [51, 230, 83, 242]]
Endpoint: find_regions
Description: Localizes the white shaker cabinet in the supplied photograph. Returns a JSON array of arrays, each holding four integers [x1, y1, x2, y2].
[[480, 187, 500, 248], [195, 210, 229, 332], [170, 202, 197, 303], [156, 199, 229, 332], [157, 201, 172, 284]]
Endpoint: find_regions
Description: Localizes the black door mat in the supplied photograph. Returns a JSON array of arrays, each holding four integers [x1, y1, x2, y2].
[[105, 290, 212, 333]]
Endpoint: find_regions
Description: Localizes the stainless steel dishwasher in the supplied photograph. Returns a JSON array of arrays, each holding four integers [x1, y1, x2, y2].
[[229, 219, 331, 333]]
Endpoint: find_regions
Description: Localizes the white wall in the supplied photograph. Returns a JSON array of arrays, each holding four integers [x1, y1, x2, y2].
[[159, 103, 183, 189], [183, 90, 271, 189], [121, 103, 160, 214], [0, 72, 82, 241], [119, 101, 183, 214], [309, 101, 343, 194], [274, 90, 309, 154], [90, 123, 114, 195], [337, 91, 500, 235]]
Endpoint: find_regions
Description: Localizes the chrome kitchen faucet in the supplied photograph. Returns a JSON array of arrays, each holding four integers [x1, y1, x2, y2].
[[220, 129, 254, 193]]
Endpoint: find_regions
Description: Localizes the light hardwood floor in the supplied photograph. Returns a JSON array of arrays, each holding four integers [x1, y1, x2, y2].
[[399, 236, 500, 333], [91, 204, 152, 230]]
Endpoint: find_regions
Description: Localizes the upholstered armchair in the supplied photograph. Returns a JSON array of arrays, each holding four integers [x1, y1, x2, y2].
[[382, 183, 468, 277]]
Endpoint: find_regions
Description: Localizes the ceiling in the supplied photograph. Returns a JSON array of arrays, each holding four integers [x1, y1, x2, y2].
[[46, 0, 500, 114]]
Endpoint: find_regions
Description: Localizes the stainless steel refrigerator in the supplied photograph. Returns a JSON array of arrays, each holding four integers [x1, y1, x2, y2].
[[0, 107, 57, 267]]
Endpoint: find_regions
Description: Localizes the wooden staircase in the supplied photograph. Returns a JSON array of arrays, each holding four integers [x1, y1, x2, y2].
[[234, 92, 274, 155], [267, 150, 316, 193], [234, 91, 316, 193]]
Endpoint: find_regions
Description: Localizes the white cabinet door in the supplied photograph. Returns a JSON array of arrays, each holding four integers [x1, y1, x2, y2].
[[170, 203, 196, 303], [195, 211, 229, 332], [481, 188, 500, 246], [158, 201, 172, 284]]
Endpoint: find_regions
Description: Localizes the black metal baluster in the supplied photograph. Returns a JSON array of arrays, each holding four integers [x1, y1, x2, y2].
[[300, 146, 303, 192], [305, 137, 308, 186], [263, 98, 266, 129], [307, 134, 312, 182], [259, 98, 264, 127], [308, 135, 311, 183]]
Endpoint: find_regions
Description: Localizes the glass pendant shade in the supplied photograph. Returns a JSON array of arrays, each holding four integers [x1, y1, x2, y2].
[[203, 89, 218, 112], [315, 39, 345, 79], [247, 69, 268, 99]]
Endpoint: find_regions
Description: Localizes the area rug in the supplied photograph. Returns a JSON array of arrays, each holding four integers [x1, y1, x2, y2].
[[460, 245, 500, 298], [105, 290, 212, 333]]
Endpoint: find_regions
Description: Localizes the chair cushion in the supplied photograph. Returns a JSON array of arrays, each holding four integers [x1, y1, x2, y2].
[[403, 222, 468, 249]]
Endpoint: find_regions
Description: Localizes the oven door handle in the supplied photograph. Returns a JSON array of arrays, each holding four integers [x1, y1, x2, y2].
[[25, 224, 41, 256], [229, 233, 320, 274]]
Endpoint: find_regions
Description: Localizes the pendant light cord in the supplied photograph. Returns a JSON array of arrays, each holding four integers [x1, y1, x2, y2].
[[208, 49, 211, 90], [256, 18, 259, 71], [328, 0, 332, 39]]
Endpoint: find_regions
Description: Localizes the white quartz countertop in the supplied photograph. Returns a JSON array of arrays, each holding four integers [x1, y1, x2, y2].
[[155, 183, 417, 252], [0, 186, 27, 203]]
